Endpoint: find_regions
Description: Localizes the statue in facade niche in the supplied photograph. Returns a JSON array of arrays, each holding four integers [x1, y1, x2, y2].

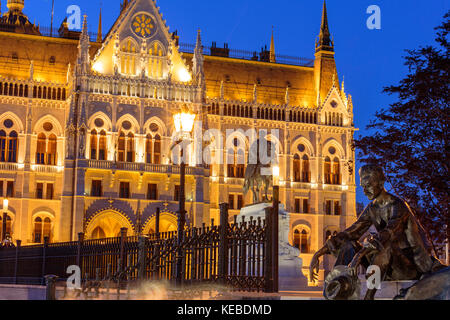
[[243, 138, 275, 204], [309, 165, 447, 300]]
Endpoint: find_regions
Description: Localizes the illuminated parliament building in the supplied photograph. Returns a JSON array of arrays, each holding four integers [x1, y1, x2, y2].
[[0, 0, 357, 282]]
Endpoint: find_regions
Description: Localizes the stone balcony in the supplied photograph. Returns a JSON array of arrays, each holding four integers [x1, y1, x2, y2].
[[86, 160, 206, 176]]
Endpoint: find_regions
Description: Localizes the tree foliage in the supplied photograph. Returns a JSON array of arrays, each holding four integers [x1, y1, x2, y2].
[[355, 12, 449, 246]]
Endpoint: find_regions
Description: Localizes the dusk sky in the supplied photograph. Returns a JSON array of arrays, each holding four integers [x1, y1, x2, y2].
[[9, 0, 449, 204]]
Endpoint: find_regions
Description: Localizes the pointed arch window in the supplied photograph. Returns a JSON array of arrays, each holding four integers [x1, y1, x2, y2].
[[324, 156, 332, 184], [90, 130, 98, 160], [301, 155, 311, 183], [99, 131, 107, 160], [47, 134, 57, 165], [293, 154, 301, 182], [0, 130, 18, 163], [146, 134, 153, 164], [118, 132, 126, 162], [332, 157, 341, 185], [90, 130, 107, 160], [227, 140, 245, 179], [126, 133, 135, 162], [36, 133, 46, 164], [154, 135, 161, 164]]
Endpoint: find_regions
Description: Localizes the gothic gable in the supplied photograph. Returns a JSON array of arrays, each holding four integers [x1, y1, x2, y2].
[[91, 0, 191, 82]]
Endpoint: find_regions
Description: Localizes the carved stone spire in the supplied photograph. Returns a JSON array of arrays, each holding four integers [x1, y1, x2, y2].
[[270, 26, 276, 63], [316, 0, 334, 53], [192, 29, 205, 86], [96, 7, 102, 43], [76, 15, 91, 76]]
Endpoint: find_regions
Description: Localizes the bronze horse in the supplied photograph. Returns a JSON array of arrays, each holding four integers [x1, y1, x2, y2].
[[243, 163, 273, 204]]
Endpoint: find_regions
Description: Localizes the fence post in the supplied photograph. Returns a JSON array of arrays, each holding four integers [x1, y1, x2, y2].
[[45, 275, 59, 300], [118, 228, 128, 273], [41, 237, 49, 285], [218, 203, 229, 285], [272, 185, 279, 293], [155, 208, 160, 238], [137, 236, 147, 281], [14, 240, 21, 284], [264, 207, 274, 293], [76, 232, 84, 271]]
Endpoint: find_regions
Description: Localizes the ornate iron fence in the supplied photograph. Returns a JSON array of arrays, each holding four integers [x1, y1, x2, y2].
[[0, 204, 277, 293]]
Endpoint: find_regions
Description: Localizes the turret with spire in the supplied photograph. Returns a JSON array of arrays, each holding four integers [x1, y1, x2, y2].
[[314, 0, 339, 106], [315, 0, 334, 53]]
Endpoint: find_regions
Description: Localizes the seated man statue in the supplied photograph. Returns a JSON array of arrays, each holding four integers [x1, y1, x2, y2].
[[309, 165, 445, 300]]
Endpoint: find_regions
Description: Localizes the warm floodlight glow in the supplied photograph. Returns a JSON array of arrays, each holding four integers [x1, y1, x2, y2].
[[92, 61, 104, 73], [3, 199, 8, 212], [178, 68, 192, 82]]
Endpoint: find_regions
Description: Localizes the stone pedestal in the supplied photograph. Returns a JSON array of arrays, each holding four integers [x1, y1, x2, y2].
[[239, 203, 308, 291]]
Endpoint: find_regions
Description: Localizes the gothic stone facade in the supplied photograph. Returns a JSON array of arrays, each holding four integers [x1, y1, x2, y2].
[[0, 0, 356, 284]]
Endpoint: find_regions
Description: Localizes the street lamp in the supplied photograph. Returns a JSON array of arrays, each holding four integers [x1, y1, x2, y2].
[[173, 105, 196, 286], [2, 199, 8, 241]]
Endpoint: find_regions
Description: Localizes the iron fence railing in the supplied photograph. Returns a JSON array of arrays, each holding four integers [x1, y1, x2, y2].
[[0, 203, 277, 293]]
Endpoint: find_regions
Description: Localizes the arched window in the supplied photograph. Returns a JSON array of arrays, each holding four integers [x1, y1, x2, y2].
[[301, 155, 310, 183], [227, 139, 245, 179], [8, 131, 18, 163], [0, 130, 6, 162], [332, 157, 341, 185], [293, 229, 300, 249], [121, 39, 137, 75], [126, 133, 135, 162], [91, 226, 106, 240], [33, 216, 52, 243], [0, 130, 19, 163], [47, 134, 57, 165], [90, 130, 98, 160], [90, 130, 107, 160], [154, 135, 161, 164], [146, 134, 153, 164], [293, 154, 301, 182], [43, 217, 51, 241], [33, 217, 42, 243], [99, 131, 107, 160], [324, 156, 332, 184], [36, 133, 46, 164], [300, 230, 309, 253], [118, 132, 126, 162], [293, 228, 310, 253]]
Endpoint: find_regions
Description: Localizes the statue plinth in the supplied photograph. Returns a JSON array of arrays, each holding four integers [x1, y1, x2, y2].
[[238, 203, 308, 291]]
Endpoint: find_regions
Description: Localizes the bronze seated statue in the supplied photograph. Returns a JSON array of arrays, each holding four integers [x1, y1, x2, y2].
[[309, 165, 448, 300]]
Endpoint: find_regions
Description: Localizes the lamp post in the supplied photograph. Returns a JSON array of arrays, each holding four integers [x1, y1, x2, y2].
[[2, 199, 8, 241], [272, 166, 280, 292], [172, 106, 196, 286]]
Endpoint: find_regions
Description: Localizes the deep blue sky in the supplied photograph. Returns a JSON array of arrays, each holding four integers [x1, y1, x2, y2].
[[10, 0, 449, 204]]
